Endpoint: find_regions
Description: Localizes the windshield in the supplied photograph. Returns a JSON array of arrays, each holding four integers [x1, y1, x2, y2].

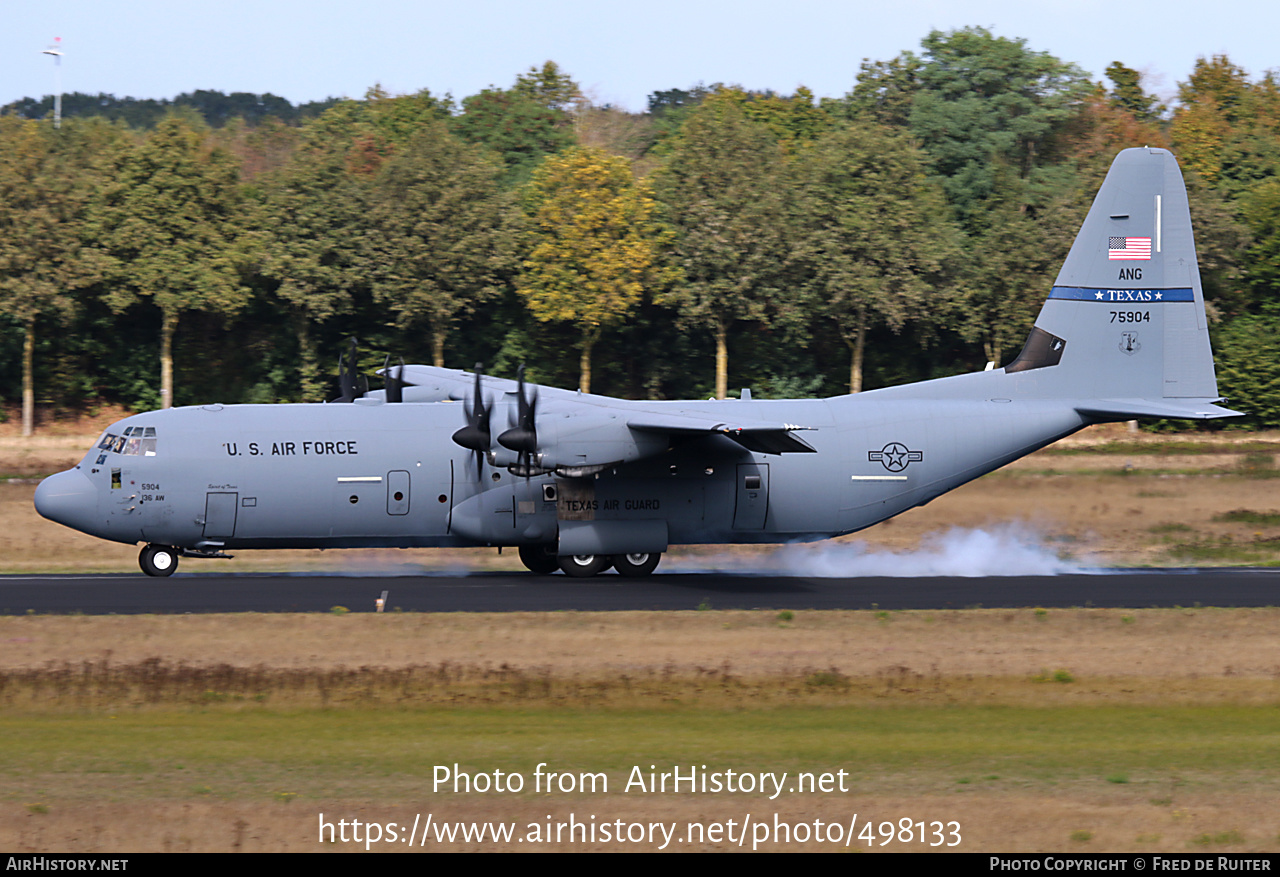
[[94, 426, 158, 458]]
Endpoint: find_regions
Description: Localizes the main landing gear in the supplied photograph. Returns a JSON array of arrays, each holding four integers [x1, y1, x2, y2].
[[518, 544, 560, 575], [558, 554, 614, 577], [139, 544, 179, 577], [517, 546, 663, 578], [612, 553, 661, 577]]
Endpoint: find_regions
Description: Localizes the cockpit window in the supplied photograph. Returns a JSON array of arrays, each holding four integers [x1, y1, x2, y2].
[[94, 429, 159, 457]]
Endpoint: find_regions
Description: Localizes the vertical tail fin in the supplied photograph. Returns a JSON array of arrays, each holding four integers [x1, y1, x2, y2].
[[1005, 147, 1240, 419]]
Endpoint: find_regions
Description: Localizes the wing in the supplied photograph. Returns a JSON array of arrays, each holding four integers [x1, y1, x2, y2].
[[371, 364, 819, 476], [626, 413, 816, 454]]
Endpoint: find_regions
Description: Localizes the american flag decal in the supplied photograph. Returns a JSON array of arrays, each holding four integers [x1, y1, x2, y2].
[[1108, 236, 1152, 260]]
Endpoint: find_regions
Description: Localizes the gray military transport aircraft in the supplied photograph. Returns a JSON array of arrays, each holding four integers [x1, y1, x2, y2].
[[35, 148, 1240, 577]]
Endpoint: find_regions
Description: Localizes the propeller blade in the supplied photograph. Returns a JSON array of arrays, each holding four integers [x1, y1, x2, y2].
[[497, 364, 540, 475], [332, 338, 360, 403], [451, 363, 493, 478], [384, 356, 405, 404]]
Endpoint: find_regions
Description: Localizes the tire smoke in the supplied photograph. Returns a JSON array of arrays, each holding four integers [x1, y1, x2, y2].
[[669, 524, 1092, 577]]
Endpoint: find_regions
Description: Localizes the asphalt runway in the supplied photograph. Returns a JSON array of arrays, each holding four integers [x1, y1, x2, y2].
[[1, 568, 1277, 614]]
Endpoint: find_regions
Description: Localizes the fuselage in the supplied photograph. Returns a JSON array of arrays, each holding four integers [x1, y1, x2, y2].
[[34, 375, 1090, 554]]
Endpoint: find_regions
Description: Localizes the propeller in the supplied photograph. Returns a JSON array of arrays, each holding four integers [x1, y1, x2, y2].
[[451, 363, 493, 476], [332, 338, 367, 403], [498, 365, 540, 476], [382, 355, 406, 404]]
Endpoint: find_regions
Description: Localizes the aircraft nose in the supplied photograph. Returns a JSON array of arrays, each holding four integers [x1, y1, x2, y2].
[[34, 469, 99, 533]]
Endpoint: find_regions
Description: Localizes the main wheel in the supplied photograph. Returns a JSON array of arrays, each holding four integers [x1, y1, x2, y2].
[[558, 554, 613, 578], [518, 544, 559, 575], [612, 552, 661, 577], [139, 544, 179, 577]]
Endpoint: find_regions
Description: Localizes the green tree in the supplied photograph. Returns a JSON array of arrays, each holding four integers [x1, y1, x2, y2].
[[855, 28, 1093, 364], [92, 115, 248, 408], [958, 195, 1083, 366], [456, 63, 581, 187], [1105, 62, 1164, 121], [651, 97, 790, 398], [1213, 314, 1280, 427], [362, 85, 454, 144], [368, 123, 517, 369], [703, 85, 836, 151], [249, 107, 371, 400], [791, 122, 958, 392], [1239, 178, 1280, 310], [511, 61, 582, 112], [844, 55, 923, 128], [901, 27, 1093, 227], [0, 118, 111, 433], [518, 146, 672, 392]]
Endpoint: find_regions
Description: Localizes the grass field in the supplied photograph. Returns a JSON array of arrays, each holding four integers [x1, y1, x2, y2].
[[5, 424, 1280, 851], [3, 610, 1280, 852]]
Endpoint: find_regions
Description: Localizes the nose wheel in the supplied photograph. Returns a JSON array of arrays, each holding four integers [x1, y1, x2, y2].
[[139, 544, 179, 577]]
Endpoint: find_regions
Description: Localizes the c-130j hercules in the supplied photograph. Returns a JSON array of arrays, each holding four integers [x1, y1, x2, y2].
[[36, 148, 1240, 577]]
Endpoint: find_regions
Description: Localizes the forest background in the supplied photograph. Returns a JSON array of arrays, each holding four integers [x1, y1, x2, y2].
[[3, 26, 1279, 436]]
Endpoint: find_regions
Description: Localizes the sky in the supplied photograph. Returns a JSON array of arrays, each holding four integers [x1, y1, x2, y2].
[[4, 1, 1278, 114]]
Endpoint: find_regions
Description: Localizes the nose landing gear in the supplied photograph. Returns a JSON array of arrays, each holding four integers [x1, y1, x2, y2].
[[139, 544, 179, 577]]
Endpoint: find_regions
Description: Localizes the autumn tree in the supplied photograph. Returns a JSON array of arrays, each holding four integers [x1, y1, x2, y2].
[[517, 146, 672, 392], [1172, 56, 1280, 199]]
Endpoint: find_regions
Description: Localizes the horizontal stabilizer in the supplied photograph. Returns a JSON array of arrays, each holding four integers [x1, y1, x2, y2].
[[1075, 399, 1243, 421]]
